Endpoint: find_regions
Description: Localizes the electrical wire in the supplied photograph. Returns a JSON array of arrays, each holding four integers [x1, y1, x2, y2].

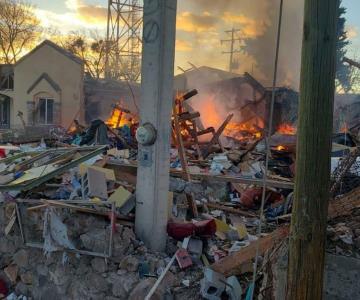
[[250, 0, 284, 298]]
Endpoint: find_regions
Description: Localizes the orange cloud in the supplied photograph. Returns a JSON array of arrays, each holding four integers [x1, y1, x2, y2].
[[66, 0, 107, 25], [77, 5, 107, 24], [222, 12, 268, 38], [176, 39, 193, 52], [347, 26, 358, 39], [177, 12, 218, 33]]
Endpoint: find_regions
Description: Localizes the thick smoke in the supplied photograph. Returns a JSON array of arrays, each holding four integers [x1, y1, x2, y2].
[[179, 0, 305, 89]]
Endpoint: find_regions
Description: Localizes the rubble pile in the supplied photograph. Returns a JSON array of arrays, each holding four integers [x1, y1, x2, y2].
[[0, 88, 359, 299], [0, 204, 203, 300]]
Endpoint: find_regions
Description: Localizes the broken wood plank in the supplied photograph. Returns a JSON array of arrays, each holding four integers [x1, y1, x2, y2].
[[172, 106, 190, 180], [23, 199, 134, 224], [211, 186, 360, 277], [211, 226, 290, 276], [206, 202, 257, 218], [178, 111, 201, 121], [105, 160, 295, 190], [197, 127, 215, 136], [172, 106, 198, 217], [203, 113, 234, 158]]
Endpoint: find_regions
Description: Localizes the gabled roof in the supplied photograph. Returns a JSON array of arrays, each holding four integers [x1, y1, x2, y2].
[[175, 65, 240, 82], [27, 72, 61, 94], [16, 40, 83, 66], [209, 72, 267, 96]]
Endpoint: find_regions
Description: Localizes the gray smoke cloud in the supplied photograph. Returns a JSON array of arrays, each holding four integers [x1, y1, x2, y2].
[[179, 0, 305, 89]]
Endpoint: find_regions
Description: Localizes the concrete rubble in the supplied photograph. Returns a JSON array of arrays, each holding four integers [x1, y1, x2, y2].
[[0, 87, 359, 299]]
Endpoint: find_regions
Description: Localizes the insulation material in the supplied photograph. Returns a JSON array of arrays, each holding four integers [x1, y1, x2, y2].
[[43, 207, 75, 255]]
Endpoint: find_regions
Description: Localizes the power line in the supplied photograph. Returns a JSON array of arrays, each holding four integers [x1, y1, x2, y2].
[[221, 28, 243, 73]]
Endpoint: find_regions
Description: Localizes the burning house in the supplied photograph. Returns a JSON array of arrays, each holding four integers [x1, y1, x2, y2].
[[174, 66, 299, 146], [84, 76, 140, 127]]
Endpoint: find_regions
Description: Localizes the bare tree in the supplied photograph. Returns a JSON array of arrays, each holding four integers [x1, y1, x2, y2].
[[0, 0, 40, 64], [347, 56, 360, 94], [60, 30, 107, 79]]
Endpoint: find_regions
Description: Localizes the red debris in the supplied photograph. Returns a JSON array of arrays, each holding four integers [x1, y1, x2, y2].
[[194, 219, 216, 237], [240, 188, 284, 208], [175, 248, 193, 269], [0, 278, 8, 297], [240, 188, 263, 208], [167, 219, 216, 240], [167, 222, 195, 240]]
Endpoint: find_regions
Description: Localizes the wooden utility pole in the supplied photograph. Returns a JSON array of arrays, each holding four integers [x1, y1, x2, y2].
[[221, 28, 242, 73], [286, 1, 339, 299]]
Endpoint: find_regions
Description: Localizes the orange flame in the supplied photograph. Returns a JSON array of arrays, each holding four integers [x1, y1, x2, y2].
[[277, 123, 296, 135], [340, 123, 348, 133], [276, 145, 286, 151], [106, 108, 133, 129], [224, 118, 264, 141]]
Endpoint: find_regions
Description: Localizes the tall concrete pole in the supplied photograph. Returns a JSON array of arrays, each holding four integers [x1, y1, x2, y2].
[[286, 0, 338, 299], [135, 0, 177, 251]]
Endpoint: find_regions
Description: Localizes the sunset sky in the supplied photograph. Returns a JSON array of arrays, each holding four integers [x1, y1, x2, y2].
[[30, 0, 360, 88]]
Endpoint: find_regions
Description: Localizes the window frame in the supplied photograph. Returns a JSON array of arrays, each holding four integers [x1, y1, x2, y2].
[[38, 97, 55, 125], [0, 74, 14, 91]]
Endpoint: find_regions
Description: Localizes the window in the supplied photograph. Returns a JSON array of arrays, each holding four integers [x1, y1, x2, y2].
[[0, 75, 14, 90], [0, 95, 10, 129], [38, 98, 54, 124]]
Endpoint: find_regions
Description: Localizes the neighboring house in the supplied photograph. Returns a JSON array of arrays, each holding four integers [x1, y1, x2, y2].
[[174, 66, 302, 134], [174, 66, 240, 92], [0, 40, 84, 130], [175, 68, 270, 130], [84, 76, 140, 123]]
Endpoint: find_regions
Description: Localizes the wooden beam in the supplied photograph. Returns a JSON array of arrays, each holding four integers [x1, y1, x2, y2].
[[206, 202, 256, 218], [203, 113, 234, 158], [105, 161, 295, 190], [210, 186, 360, 277], [178, 111, 201, 121], [211, 226, 290, 277]]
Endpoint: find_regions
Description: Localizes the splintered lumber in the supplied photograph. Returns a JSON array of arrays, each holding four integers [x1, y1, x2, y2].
[[172, 106, 198, 217], [189, 172, 294, 190], [178, 112, 201, 121], [330, 147, 360, 195], [177, 89, 198, 102], [211, 186, 360, 277], [206, 202, 256, 218], [197, 127, 215, 136], [105, 160, 294, 190], [211, 226, 290, 276], [188, 120, 203, 159], [203, 113, 234, 158], [172, 107, 190, 180], [328, 186, 360, 218], [25, 199, 134, 225]]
